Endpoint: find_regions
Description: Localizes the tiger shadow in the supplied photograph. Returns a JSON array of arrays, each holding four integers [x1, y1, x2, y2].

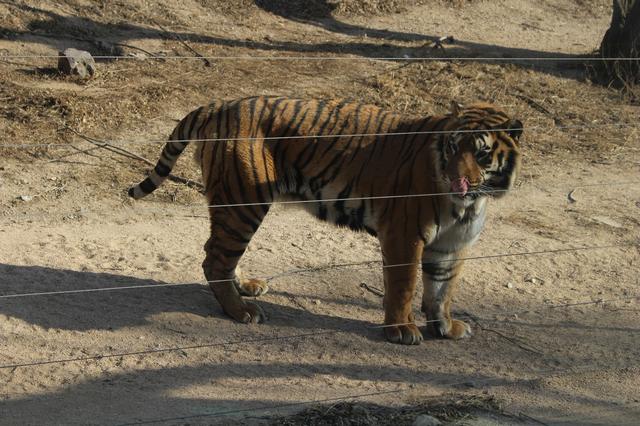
[[0, 263, 385, 340]]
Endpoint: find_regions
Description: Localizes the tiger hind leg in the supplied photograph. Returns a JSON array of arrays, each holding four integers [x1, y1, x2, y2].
[[203, 204, 270, 324]]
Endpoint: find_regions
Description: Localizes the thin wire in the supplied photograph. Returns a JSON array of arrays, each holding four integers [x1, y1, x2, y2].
[[205, 188, 510, 208], [0, 242, 634, 299], [204, 181, 639, 209], [0, 122, 635, 149], [370, 294, 640, 328], [114, 363, 638, 425], [0, 330, 339, 370], [1, 54, 639, 61], [0, 181, 638, 224], [113, 389, 410, 425], [0, 293, 636, 372]]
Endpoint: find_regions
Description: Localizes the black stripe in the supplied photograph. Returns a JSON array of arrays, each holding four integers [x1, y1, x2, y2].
[[184, 107, 205, 140], [166, 142, 184, 157], [206, 241, 246, 259], [213, 219, 252, 244], [139, 178, 156, 194], [154, 162, 171, 177], [263, 97, 288, 137], [280, 100, 305, 136]]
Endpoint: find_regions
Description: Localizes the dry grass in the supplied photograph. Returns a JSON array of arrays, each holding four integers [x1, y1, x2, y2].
[[268, 394, 502, 425]]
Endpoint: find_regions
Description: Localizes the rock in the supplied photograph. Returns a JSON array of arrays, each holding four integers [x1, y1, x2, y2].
[[524, 275, 545, 285], [19, 195, 33, 202], [413, 414, 442, 426], [58, 48, 96, 78], [505, 282, 514, 289]]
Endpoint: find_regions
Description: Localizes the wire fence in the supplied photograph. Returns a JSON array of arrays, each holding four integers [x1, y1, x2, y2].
[[113, 362, 639, 426], [0, 292, 636, 371], [0, 242, 635, 300], [1, 180, 637, 223], [1, 29, 639, 426], [1, 54, 640, 62], [0, 121, 636, 149]]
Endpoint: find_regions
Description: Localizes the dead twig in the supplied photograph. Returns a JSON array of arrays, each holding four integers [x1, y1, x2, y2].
[[514, 93, 563, 126], [62, 126, 204, 193], [463, 311, 543, 355], [359, 282, 384, 297], [48, 145, 103, 163], [154, 21, 212, 67], [517, 412, 551, 426], [109, 42, 161, 59]]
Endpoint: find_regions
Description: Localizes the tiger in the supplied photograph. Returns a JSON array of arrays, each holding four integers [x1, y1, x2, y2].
[[129, 96, 522, 345]]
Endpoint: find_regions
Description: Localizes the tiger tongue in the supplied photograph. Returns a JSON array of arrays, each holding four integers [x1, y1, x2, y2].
[[451, 177, 469, 196]]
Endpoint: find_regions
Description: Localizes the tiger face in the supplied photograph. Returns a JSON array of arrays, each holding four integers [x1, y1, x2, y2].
[[441, 105, 522, 203]]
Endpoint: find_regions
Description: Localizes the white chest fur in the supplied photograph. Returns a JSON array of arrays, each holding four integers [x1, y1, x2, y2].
[[428, 197, 487, 253]]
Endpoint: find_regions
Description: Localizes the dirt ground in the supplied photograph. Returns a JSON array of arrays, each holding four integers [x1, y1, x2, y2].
[[0, 1, 639, 425]]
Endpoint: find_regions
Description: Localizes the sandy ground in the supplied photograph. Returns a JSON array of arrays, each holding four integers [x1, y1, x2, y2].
[[0, 1, 639, 425]]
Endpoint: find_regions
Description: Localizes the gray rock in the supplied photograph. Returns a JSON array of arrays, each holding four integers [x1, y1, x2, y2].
[[58, 48, 96, 78], [413, 414, 442, 426]]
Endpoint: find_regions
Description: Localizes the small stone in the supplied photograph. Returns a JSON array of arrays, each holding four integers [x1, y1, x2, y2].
[[314, 299, 321, 305], [524, 275, 545, 285], [413, 414, 442, 426], [505, 282, 514, 289], [58, 48, 96, 78], [19, 195, 33, 202]]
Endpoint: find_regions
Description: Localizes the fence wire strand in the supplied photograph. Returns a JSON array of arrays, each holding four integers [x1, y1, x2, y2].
[[1, 18, 639, 426], [0, 122, 636, 149], [0, 242, 635, 300], [0, 293, 636, 371], [113, 362, 638, 426], [1, 180, 638, 224], [2, 54, 640, 62]]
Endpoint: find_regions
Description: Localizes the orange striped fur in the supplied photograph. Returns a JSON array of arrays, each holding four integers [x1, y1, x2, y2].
[[129, 96, 523, 344]]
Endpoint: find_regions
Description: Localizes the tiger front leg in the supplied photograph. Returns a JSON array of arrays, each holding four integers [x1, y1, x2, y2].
[[421, 250, 472, 339], [379, 235, 425, 345]]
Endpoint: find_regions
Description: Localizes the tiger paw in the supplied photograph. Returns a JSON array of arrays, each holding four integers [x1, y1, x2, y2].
[[428, 318, 472, 339], [235, 278, 269, 297], [384, 324, 423, 345], [226, 301, 266, 324]]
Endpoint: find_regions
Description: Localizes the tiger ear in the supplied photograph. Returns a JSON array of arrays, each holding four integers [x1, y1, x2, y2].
[[507, 119, 524, 142], [449, 100, 463, 117]]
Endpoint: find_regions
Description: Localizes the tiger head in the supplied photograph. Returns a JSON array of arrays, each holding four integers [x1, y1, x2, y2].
[[440, 101, 522, 204]]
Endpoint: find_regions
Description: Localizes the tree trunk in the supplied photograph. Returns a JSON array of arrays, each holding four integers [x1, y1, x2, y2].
[[598, 0, 640, 90]]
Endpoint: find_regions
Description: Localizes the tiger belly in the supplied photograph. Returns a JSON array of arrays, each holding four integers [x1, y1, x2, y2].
[[278, 185, 378, 236]]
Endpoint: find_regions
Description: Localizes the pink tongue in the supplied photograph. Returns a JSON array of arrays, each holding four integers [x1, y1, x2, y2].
[[451, 177, 469, 196]]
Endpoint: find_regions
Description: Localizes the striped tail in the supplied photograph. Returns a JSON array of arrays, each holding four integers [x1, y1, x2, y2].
[[127, 138, 189, 199], [128, 112, 198, 199]]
